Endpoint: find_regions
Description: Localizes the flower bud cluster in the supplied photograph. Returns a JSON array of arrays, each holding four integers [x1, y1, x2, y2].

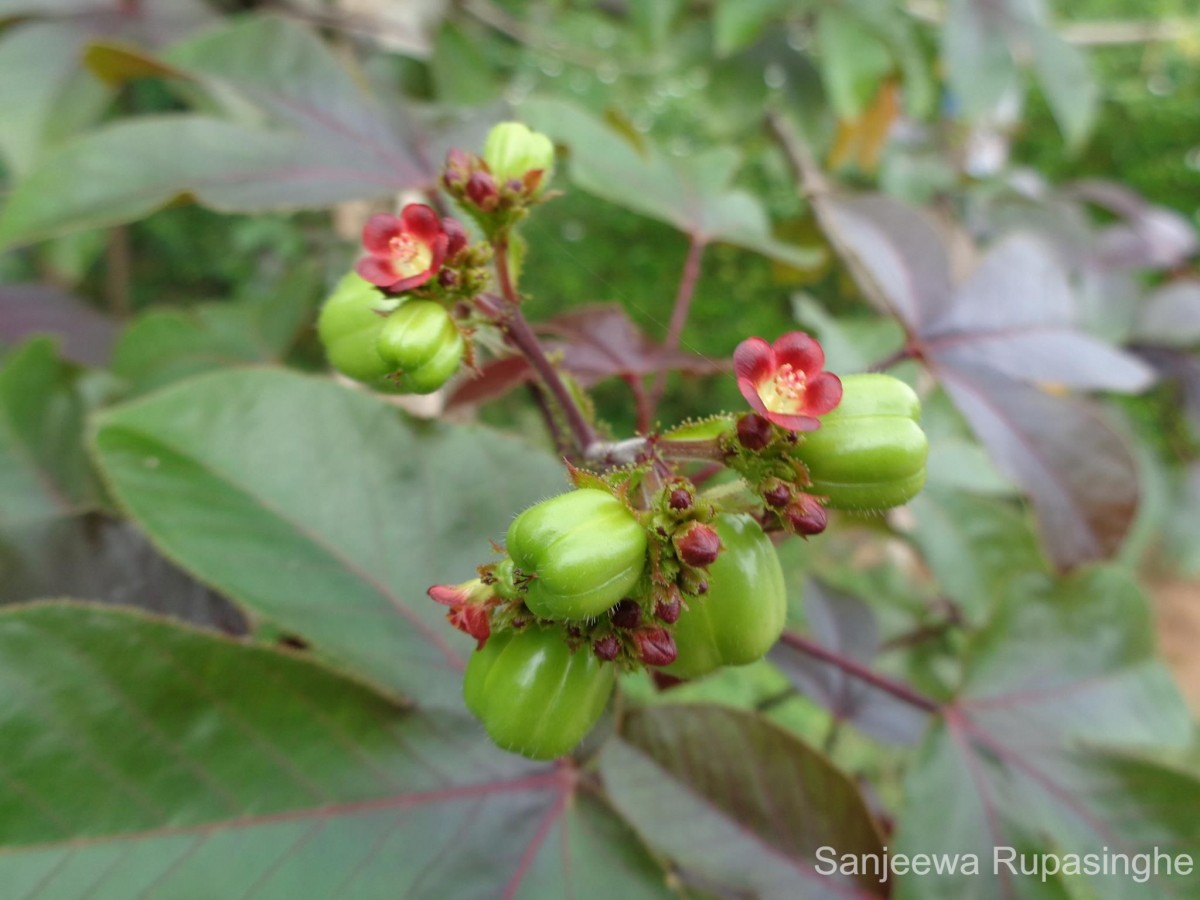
[[442, 122, 557, 235]]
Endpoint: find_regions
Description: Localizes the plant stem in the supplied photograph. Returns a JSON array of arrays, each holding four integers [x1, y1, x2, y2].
[[649, 237, 706, 410], [778, 630, 941, 714]]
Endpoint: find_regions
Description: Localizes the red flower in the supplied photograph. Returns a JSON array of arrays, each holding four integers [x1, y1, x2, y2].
[[733, 332, 842, 431], [428, 580, 492, 649], [356, 205, 452, 292]]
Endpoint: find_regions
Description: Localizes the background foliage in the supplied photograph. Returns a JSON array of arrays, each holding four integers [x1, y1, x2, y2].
[[1, 0, 1199, 897]]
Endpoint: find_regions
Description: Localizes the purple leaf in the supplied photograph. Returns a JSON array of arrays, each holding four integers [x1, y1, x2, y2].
[[895, 568, 1196, 898], [1134, 280, 1200, 347], [819, 195, 955, 329], [1067, 179, 1198, 270], [540, 304, 728, 386], [602, 704, 887, 897], [0, 604, 675, 897], [810, 183, 1151, 568], [769, 580, 930, 745], [445, 355, 535, 410], [935, 362, 1138, 570], [925, 235, 1154, 392], [0, 283, 118, 367]]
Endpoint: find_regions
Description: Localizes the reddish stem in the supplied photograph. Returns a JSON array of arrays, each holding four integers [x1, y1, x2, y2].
[[649, 238, 706, 409], [777, 630, 941, 714]]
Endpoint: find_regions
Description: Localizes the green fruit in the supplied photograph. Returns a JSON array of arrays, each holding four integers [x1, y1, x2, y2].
[[316, 272, 394, 383], [665, 514, 788, 680], [506, 489, 647, 621], [463, 628, 615, 760], [482, 121, 555, 186], [794, 373, 928, 510], [376, 300, 464, 394]]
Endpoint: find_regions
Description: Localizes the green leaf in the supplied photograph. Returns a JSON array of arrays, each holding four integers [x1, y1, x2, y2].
[[942, 0, 1018, 118], [0, 21, 110, 175], [907, 487, 1047, 622], [1029, 23, 1098, 151], [91, 368, 567, 706], [816, 8, 894, 120], [431, 22, 498, 106], [894, 567, 1197, 898], [521, 97, 824, 269], [713, 0, 797, 57], [0, 603, 674, 898], [629, 0, 684, 50], [111, 275, 320, 397], [0, 16, 438, 249], [602, 704, 886, 897], [0, 339, 97, 528]]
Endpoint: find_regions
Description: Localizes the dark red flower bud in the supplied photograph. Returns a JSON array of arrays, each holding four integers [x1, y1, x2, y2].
[[593, 635, 621, 661], [667, 486, 693, 511], [736, 413, 773, 450], [762, 479, 792, 508], [634, 627, 678, 667], [443, 148, 472, 187], [466, 171, 499, 211], [655, 594, 682, 624], [438, 269, 459, 288], [610, 599, 642, 629], [673, 521, 721, 567], [785, 493, 828, 536], [442, 217, 469, 258]]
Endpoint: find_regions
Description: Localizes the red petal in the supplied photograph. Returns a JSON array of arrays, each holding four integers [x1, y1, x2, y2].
[[442, 217, 468, 258], [447, 605, 491, 649], [773, 331, 825, 376], [736, 376, 770, 417], [428, 584, 467, 607], [427, 233, 449, 274], [805, 372, 843, 417], [733, 337, 776, 385], [764, 410, 821, 432], [356, 256, 400, 288], [387, 268, 437, 292], [362, 214, 402, 255], [399, 203, 444, 244]]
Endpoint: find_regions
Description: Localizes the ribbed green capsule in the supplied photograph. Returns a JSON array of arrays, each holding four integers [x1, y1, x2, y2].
[[506, 489, 647, 621], [665, 514, 788, 679], [316, 272, 394, 384], [376, 300, 464, 394], [463, 629, 615, 760], [794, 374, 928, 510]]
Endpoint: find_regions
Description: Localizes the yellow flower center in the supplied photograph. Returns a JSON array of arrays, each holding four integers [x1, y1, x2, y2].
[[759, 363, 807, 413], [388, 233, 433, 277]]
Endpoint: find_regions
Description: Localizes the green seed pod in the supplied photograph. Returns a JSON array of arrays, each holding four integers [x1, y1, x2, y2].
[[376, 300, 464, 394], [665, 514, 788, 680], [463, 628, 615, 760], [793, 373, 928, 510], [482, 121, 555, 188], [316, 271, 394, 384], [506, 489, 647, 621]]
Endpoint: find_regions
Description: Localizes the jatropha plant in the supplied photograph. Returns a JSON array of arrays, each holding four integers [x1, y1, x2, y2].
[[318, 121, 930, 760]]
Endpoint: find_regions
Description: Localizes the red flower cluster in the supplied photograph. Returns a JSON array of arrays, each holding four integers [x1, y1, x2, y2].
[[733, 332, 842, 430], [356, 204, 467, 292]]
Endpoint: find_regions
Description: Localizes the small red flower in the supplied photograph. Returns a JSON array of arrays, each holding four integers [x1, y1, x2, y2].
[[733, 332, 842, 431], [428, 580, 492, 648], [357, 204, 451, 292]]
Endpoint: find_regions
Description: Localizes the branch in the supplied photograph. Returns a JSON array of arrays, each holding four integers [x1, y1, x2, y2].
[[649, 238, 706, 411], [778, 630, 941, 714], [479, 293, 598, 456]]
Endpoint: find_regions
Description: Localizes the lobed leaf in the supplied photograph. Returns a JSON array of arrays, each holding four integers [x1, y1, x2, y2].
[[522, 97, 824, 269], [769, 580, 930, 744], [603, 704, 886, 898], [0, 603, 674, 899], [91, 368, 567, 706], [894, 567, 1197, 899]]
